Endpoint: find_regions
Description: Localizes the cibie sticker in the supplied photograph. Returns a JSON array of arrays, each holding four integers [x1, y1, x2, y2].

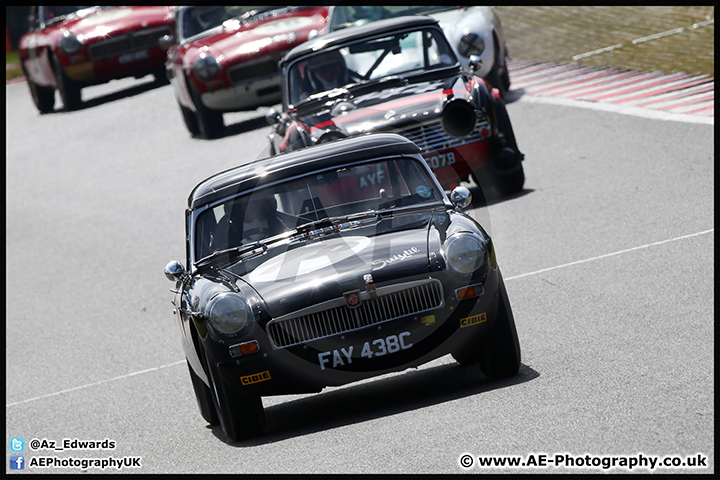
[[240, 370, 271, 385], [460, 313, 487, 328], [416, 185, 432, 198]]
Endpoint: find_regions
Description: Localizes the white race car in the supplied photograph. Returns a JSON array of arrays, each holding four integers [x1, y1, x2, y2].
[[328, 5, 511, 96]]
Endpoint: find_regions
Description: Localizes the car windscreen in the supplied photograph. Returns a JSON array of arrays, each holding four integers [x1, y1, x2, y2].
[[193, 157, 441, 262], [286, 26, 456, 107], [179, 6, 267, 40], [39, 6, 92, 24], [330, 6, 453, 32]]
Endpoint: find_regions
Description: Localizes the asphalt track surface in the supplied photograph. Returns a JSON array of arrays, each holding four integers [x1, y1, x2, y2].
[[5, 63, 714, 473]]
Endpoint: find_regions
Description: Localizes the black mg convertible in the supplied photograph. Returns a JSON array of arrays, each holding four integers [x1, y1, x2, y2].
[[165, 133, 521, 441]]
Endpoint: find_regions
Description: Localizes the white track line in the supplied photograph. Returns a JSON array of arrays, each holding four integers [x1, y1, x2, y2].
[[5, 360, 185, 407], [506, 229, 714, 281], [6, 229, 714, 407], [572, 18, 714, 60]]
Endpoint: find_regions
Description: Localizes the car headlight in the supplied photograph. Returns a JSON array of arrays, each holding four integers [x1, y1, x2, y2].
[[458, 33, 485, 58], [193, 53, 220, 80], [444, 234, 486, 274], [59, 32, 83, 55], [206, 292, 251, 335]]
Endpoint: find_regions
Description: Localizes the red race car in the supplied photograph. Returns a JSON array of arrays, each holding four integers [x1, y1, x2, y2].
[[19, 6, 174, 112], [162, 6, 330, 139]]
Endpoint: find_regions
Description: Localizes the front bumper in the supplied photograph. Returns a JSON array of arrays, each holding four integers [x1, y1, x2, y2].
[[205, 268, 501, 396], [201, 75, 283, 111]]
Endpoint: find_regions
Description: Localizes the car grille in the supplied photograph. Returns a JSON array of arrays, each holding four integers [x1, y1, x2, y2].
[[227, 59, 280, 85], [88, 26, 171, 61], [267, 279, 444, 348], [399, 119, 487, 153]]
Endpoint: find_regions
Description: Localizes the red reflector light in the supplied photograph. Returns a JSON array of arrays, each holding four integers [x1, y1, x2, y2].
[[239, 341, 259, 355], [456, 286, 476, 299]]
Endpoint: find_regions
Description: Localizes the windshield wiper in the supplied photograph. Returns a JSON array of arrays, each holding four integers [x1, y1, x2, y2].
[[291, 211, 381, 242]]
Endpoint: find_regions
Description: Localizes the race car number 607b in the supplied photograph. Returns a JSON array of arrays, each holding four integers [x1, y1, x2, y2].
[[426, 152, 456, 170], [318, 332, 413, 370]]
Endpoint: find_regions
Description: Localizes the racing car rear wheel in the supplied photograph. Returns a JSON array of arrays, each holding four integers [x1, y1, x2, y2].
[[189, 81, 224, 139], [187, 360, 219, 425], [205, 352, 265, 441], [52, 56, 82, 111], [476, 272, 521, 379]]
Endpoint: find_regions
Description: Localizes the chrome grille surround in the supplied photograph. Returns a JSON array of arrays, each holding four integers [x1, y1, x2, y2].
[[227, 58, 280, 85], [267, 279, 444, 349], [399, 116, 490, 153], [88, 26, 172, 61]]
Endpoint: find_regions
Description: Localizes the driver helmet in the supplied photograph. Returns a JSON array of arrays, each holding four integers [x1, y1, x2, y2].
[[195, 6, 226, 31], [307, 50, 349, 92]]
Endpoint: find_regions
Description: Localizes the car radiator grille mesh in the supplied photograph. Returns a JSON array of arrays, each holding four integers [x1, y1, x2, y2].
[[227, 59, 280, 84], [399, 119, 485, 153], [267, 279, 443, 348], [88, 26, 172, 61]]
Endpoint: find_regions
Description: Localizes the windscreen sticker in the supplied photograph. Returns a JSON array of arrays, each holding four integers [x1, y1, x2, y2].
[[416, 185, 432, 198]]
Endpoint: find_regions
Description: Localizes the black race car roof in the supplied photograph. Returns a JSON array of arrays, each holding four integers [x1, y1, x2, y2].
[[188, 133, 422, 209], [281, 15, 441, 66]]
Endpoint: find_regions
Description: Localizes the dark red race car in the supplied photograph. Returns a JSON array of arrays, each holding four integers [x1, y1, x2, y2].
[[19, 6, 173, 112], [266, 16, 525, 195], [162, 6, 331, 139]]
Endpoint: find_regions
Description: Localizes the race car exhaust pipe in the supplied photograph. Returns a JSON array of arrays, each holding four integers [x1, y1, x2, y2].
[[442, 99, 477, 138]]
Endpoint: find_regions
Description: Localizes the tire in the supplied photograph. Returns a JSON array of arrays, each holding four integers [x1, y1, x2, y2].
[[187, 360, 219, 425], [23, 65, 55, 113], [153, 67, 170, 85], [52, 56, 82, 111], [491, 99, 525, 195], [188, 81, 224, 139], [484, 36, 506, 98], [205, 350, 265, 441], [476, 272, 521, 379], [179, 104, 201, 137]]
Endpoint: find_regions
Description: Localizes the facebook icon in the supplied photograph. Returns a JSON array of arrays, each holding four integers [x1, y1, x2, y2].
[[10, 455, 25, 470]]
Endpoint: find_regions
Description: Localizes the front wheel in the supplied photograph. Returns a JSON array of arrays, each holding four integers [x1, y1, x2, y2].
[[491, 99, 525, 195], [189, 81, 224, 139], [53, 56, 82, 110], [187, 361, 219, 425], [23, 65, 55, 113], [476, 273, 521, 379], [179, 103, 201, 137], [205, 351, 265, 441]]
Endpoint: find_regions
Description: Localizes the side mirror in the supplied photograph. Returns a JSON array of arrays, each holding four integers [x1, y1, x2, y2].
[[158, 34, 175, 52], [467, 55, 483, 75], [450, 186, 472, 210], [164, 260, 186, 282], [265, 108, 280, 125]]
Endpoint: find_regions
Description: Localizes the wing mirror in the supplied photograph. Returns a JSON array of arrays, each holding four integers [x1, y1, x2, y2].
[[265, 108, 280, 125], [164, 260, 187, 282], [158, 34, 176, 52], [450, 186, 472, 210], [467, 55, 483, 75]]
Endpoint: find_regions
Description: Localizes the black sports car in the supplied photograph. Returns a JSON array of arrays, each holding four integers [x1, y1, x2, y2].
[[266, 16, 524, 195], [165, 133, 521, 441]]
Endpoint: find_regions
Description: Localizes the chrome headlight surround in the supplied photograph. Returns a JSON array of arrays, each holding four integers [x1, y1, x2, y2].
[[444, 233, 487, 274], [205, 292, 252, 335], [59, 32, 83, 55], [458, 33, 485, 58], [193, 52, 220, 80]]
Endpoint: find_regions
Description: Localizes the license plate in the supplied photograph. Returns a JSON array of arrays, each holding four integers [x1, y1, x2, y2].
[[426, 152, 456, 170], [317, 331, 413, 370], [118, 50, 150, 64]]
